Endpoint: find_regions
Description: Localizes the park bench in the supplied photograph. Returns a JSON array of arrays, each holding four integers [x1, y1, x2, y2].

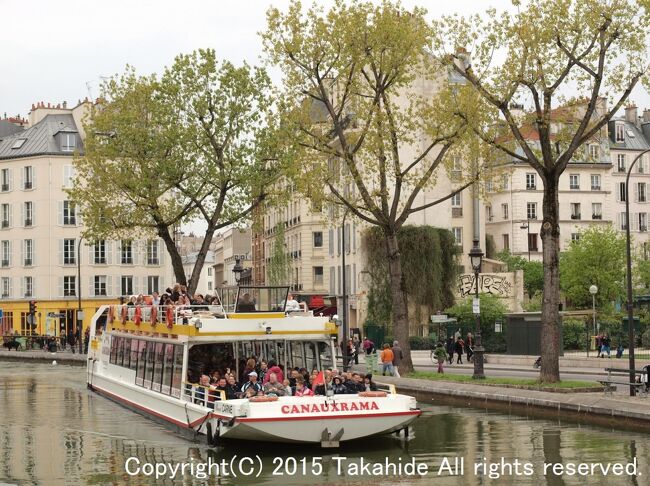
[[599, 368, 648, 397]]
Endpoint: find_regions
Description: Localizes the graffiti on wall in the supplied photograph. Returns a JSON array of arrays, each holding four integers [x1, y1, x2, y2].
[[458, 274, 513, 298]]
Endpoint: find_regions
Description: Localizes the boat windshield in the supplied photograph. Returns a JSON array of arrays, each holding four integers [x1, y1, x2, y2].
[[225, 286, 289, 313]]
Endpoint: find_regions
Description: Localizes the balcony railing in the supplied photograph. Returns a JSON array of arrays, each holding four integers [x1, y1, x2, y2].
[[452, 207, 463, 217], [23, 181, 32, 190], [570, 214, 581, 220], [147, 258, 159, 265], [24, 219, 32, 227], [24, 259, 32, 266], [94, 257, 106, 264], [1, 260, 7, 267], [641, 225, 648, 233], [1, 221, 8, 228], [618, 166, 627, 173], [1, 184, 8, 192], [591, 185, 601, 191], [592, 214, 602, 220]]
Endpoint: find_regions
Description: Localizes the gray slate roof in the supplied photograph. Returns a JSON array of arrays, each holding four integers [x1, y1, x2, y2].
[[182, 250, 216, 266], [0, 120, 24, 138], [608, 117, 650, 151], [0, 114, 83, 160]]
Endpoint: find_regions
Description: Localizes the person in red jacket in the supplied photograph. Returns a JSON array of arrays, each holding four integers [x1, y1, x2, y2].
[[262, 360, 284, 384], [294, 378, 314, 396]]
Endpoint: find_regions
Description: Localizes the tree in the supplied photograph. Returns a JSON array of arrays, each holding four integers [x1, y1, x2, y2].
[[72, 50, 281, 293], [267, 223, 292, 285], [497, 250, 543, 299], [560, 225, 626, 311], [437, 0, 650, 382], [445, 294, 508, 352], [263, 0, 485, 373]]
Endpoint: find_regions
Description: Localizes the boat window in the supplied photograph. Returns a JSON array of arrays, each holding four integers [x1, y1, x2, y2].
[[290, 341, 304, 368], [144, 341, 156, 388], [152, 342, 164, 392], [162, 343, 174, 395], [135, 340, 147, 386], [305, 342, 317, 371], [129, 339, 139, 371], [109, 335, 118, 364], [235, 286, 289, 312], [171, 345, 183, 398], [122, 338, 131, 368], [116, 337, 125, 366], [319, 341, 334, 370]]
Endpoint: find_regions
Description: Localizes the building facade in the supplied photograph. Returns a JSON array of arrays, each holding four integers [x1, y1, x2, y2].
[[0, 101, 171, 335]]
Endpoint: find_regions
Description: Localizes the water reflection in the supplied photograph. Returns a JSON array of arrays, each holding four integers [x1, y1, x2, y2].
[[0, 364, 648, 485]]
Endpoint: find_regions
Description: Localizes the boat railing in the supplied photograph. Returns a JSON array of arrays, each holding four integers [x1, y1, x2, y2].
[[182, 381, 227, 408], [376, 383, 397, 396], [109, 304, 227, 327]]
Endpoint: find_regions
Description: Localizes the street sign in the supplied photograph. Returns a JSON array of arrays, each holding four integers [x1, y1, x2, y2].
[[430, 314, 448, 323], [473, 298, 480, 315]]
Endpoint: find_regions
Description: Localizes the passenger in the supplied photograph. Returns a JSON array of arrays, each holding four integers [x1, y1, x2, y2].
[[244, 387, 258, 399], [241, 371, 262, 395], [210, 370, 221, 384], [364, 374, 378, 391], [294, 378, 314, 396], [346, 373, 365, 393], [263, 360, 284, 384], [152, 291, 161, 306], [226, 375, 240, 399], [288, 369, 300, 388], [314, 372, 332, 396], [214, 378, 228, 401], [284, 293, 301, 312], [196, 374, 211, 405], [257, 360, 268, 383], [236, 293, 257, 312], [241, 358, 257, 383], [263, 372, 287, 397], [331, 376, 348, 395], [283, 378, 293, 396]]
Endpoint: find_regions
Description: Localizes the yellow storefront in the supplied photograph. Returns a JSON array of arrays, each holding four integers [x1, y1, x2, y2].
[[0, 298, 118, 337]]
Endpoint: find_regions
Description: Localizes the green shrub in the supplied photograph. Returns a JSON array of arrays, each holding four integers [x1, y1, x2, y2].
[[409, 336, 436, 350], [642, 328, 650, 348], [563, 318, 587, 350]]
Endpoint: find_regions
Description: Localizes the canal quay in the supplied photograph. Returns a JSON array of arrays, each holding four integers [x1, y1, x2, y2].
[[0, 361, 649, 485]]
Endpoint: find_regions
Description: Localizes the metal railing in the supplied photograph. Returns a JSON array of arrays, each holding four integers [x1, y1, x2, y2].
[[182, 382, 226, 408]]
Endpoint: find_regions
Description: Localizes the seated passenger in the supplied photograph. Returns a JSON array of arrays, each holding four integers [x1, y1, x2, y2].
[[214, 378, 228, 400], [294, 378, 314, 397], [331, 375, 348, 395], [263, 372, 287, 396], [283, 378, 293, 396], [236, 293, 257, 312], [196, 374, 211, 404], [241, 371, 262, 395], [284, 293, 301, 312], [346, 373, 365, 393], [226, 375, 240, 399], [263, 360, 284, 384], [364, 374, 378, 391]]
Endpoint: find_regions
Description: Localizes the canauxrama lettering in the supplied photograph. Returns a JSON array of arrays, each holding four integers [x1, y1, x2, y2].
[[280, 401, 379, 414]]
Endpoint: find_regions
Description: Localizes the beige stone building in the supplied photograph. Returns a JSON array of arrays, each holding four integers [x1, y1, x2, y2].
[[212, 227, 252, 289], [0, 101, 171, 335]]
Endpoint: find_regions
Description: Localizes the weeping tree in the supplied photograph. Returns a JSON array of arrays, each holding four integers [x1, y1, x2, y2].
[[263, 0, 488, 372], [72, 49, 283, 294], [267, 222, 292, 285], [436, 0, 650, 382]]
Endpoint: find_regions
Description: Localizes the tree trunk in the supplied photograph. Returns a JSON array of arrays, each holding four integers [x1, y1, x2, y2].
[[540, 176, 561, 383], [385, 230, 413, 373], [157, 225, 187, 288], [187, 224, 216, 295]]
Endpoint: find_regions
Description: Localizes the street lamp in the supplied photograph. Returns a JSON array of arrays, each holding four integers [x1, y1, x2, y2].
[[625, 148, 650, 396], [232, 257, 244, 285], [520, 219, 531, 261], [341, 208, 350, 371], [76, 236, 83, 354], [468, 238, 485, 379], [589, 285, 598, 357]]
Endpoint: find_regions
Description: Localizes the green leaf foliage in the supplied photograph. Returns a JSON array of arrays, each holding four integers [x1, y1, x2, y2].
[[496, 250, 543, 298], [444, 293, 508, 353], [559, 225, 626, 310]]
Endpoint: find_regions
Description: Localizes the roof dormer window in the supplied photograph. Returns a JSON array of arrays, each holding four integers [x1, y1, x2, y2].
[[11, 138, 26, 149], [61, 133, 76, 152], [615, 123, 625, 142]]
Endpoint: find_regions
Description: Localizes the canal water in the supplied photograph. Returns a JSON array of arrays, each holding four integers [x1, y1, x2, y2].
[[0, 363, 649, 485]]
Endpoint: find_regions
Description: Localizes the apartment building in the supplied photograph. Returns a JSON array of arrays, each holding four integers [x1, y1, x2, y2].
[[0, 101, 171, 335], [212, 227, 252, 289], [485, 100, 614, 259]]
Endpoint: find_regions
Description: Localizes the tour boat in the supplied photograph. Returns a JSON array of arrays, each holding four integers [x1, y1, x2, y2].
[[86, 286, 420, 447]]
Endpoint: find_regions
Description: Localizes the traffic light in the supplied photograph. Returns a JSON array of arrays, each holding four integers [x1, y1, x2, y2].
[[29, 300, 36, 315]]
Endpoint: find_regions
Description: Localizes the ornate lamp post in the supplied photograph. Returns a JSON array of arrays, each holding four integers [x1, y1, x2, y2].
[[232, 257, 244, 285], [469, 238, 485, 379]]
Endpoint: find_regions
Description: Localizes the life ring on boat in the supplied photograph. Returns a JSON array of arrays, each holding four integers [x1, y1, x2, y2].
[[120, 305, 128, 325], [108, 305, 115, 324], [248, 396, 279, 402], [166, 306, 174, 329], [358, 391, 387, 397], [150, 306, 158, 325], [134, 306, 142, 325]]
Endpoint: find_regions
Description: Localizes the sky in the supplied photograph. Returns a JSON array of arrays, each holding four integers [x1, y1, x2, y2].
[[2, 0, 647, 119]]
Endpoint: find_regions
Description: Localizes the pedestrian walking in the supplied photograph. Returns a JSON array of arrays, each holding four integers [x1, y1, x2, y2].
[[362, 336, 375, 355], [433, 342, 447, 373], [353, 335, 360, 365], [454, 337, 464, 364], [465, 332, 474, 362], [445, 337, 454, 364], [392, 340, 403, 378], [595, 333, 603, 358], [380, 344, 395, 376], [601, 334, 611, 358]]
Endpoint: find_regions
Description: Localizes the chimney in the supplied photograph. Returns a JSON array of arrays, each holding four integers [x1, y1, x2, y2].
[[643, 109, 650, 124], [626, 104, 638, 125]]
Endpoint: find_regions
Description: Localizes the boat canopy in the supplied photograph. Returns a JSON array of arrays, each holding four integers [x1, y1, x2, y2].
[[219, 286, 290, 313]]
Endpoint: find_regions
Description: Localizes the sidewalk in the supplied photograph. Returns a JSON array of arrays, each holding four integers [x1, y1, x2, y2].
[[0, 348, 87, 365], [376, 373, 650, 431]]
